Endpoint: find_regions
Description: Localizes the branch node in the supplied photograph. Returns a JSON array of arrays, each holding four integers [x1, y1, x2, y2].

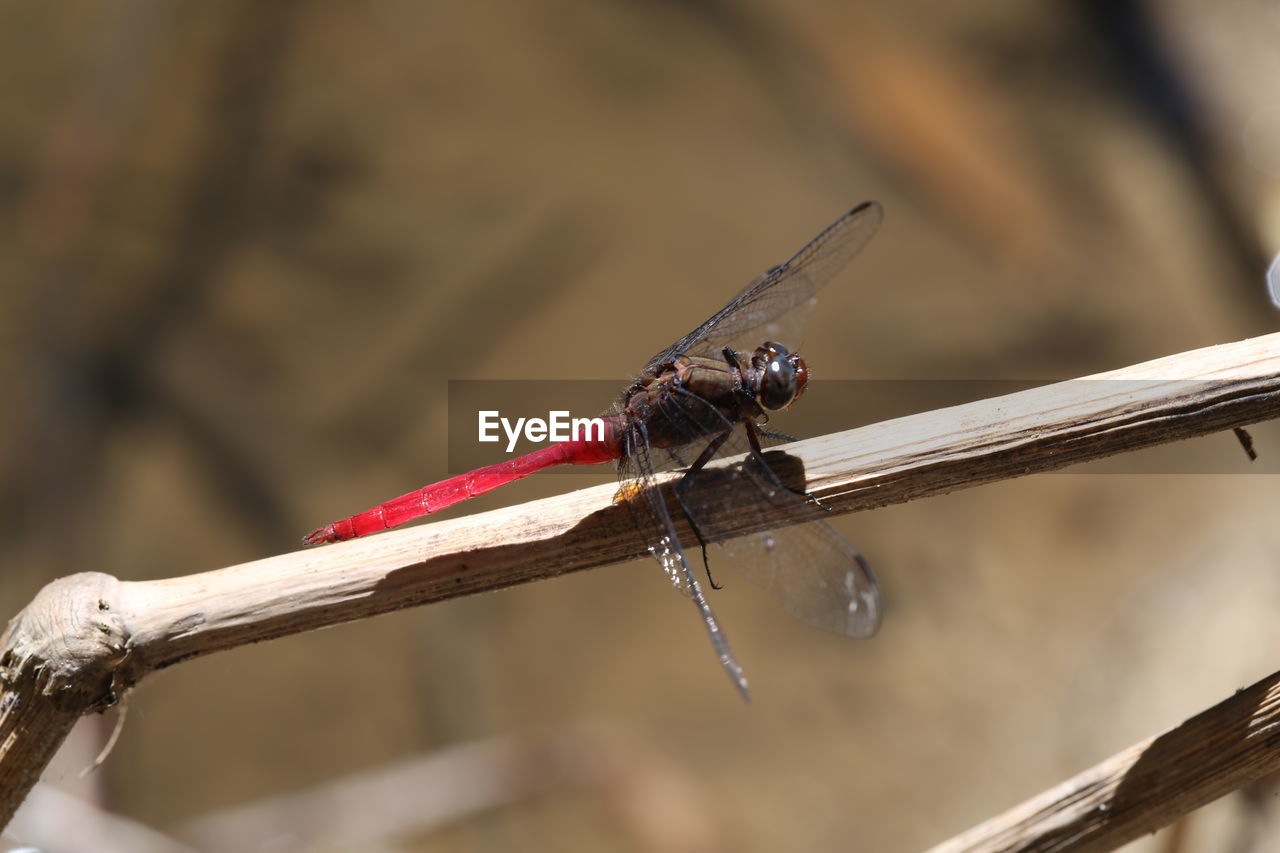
[[2, 572, 129, 714]]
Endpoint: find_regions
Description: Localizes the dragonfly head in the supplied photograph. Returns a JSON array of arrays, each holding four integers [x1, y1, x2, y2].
[[751, 341, 808, 411]]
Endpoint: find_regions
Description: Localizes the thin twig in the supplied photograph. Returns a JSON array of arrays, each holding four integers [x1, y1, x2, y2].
[[1234, 426, 1258, 460], [3, 331, 1280, 833]]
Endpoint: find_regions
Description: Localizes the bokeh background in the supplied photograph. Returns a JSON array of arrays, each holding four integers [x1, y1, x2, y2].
[[4, 1, 1280, 851]]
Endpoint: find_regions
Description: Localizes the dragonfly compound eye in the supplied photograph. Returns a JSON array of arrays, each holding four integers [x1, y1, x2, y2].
[[755, 342, 804, 410]]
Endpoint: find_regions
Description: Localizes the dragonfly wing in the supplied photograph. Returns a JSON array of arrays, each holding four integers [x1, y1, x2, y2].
[[642, 201, 882, 371], [669, 419, 883, 639], [615, 422, 751, 700], [718, 521, 881, 638]]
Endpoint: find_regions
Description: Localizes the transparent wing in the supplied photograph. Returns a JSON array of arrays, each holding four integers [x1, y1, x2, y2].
[[632, 388, 883, 638], [643, 201, 882, 371], [614, 419, 751, 700], [718, 521, 880, 638]]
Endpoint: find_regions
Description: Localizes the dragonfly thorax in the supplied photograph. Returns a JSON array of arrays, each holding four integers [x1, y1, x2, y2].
[[747, 341, 808, 411]]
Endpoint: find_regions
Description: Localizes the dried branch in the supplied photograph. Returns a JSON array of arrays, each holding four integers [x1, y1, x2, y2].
[[926, 668, 1280, 852], [3, 331, 1280, 833]]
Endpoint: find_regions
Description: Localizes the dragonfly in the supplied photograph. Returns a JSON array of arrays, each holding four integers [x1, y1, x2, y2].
[[306, 201, 885, 699]]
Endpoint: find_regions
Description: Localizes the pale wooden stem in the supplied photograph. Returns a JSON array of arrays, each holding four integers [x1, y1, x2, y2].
[[3, 331, 1280, 833], [926, 669, 1280, 852]]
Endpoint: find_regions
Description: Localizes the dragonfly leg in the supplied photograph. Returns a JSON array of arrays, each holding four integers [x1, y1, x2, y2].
[[743, 421, 834, 512], [675, 430, 732, 590], [758, 426, 799, 443], [722, 346, 761, 412]]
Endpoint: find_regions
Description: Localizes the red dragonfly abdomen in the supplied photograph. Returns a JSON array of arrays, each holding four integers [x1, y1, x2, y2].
[[305, 424, 622, 544]]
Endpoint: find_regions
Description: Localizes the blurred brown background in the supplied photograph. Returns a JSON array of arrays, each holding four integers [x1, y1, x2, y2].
[[4, 1, 1280, 851]]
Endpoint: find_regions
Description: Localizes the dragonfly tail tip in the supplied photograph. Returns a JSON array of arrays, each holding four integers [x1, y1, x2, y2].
[[302, 525, 337, 546]]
